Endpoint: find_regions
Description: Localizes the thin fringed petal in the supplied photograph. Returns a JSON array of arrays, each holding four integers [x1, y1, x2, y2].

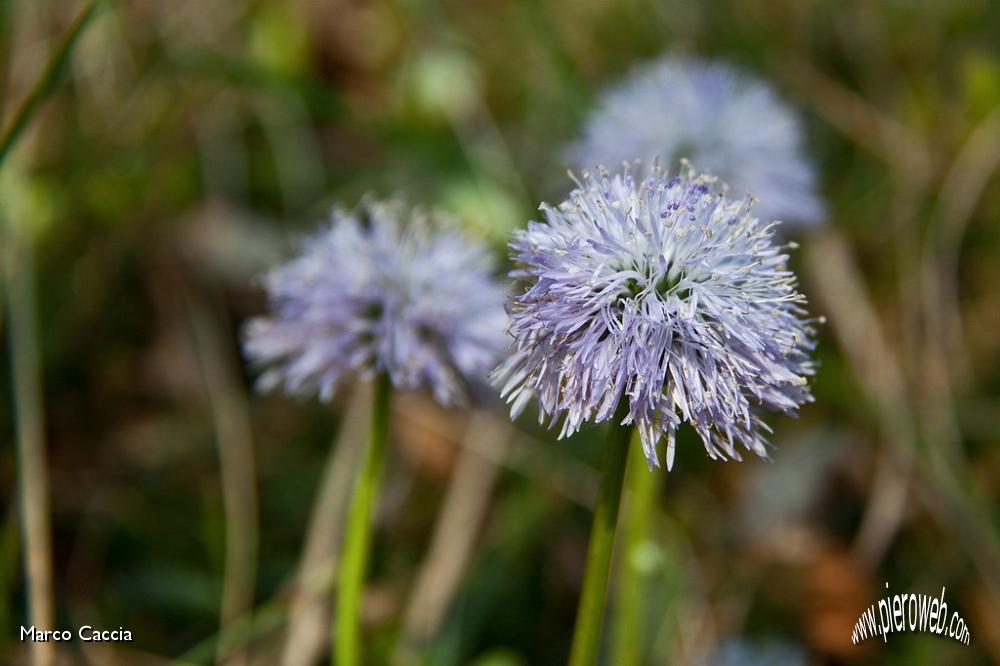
[[492, 166, 817, 469], [244, 199, 508, 406]]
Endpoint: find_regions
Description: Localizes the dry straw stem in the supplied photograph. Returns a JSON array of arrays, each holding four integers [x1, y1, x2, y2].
[[280, 385, 370, 666], [784, 54, 1000, 578], [0, 7, 100, 665], [187, 295, 259, 666], [804, 229, 916, 568], [853, 444, 912, 569], [862, 179, 924, 549], [805, 230, 1000, 606], [180, 405, 586, 666], [917, 103, 1000, 461], [781, 59, 933, 184], [393, 412, 509, 664], [3, 229, 55, 666], [402, 404, 598, 508]]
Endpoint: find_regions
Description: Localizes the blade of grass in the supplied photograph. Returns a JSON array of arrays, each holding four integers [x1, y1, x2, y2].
[[0, 0, 100, 169], [3, 227, 54, 666], [187, 295, 259, 666], [0, 8, 101, 664]]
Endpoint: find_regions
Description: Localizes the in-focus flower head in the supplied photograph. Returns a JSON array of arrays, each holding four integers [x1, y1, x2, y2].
[[493, 164, 817, 469], [244, 198, 508, 406], [569, 55, 823, 227]]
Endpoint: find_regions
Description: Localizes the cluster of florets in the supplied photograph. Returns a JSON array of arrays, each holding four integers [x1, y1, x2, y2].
[[243, 199, 508, 406], [570, 56, 823, 228], [493, 166, 816, 468]]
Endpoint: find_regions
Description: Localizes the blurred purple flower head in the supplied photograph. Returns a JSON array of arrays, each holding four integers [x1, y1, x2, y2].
[[569, 56, 824, 228], [493, 166, 817, 469], [244, 199, 508, 406]]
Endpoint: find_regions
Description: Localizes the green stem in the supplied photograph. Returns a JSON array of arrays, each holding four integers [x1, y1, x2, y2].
[[610, 433, 659, 666], [4, 230, 55, 666], [334, 374, 393, 666], [568, 403, 633, 666]]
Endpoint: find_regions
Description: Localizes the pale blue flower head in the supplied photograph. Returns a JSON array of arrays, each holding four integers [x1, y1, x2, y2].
[[244, 199, 508, 406], [493, 166, 816, 469], [570, 56, 823, 228]]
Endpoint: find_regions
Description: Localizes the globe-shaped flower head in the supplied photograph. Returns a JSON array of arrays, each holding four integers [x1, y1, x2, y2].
[[570, 56, 823, 228], [493, 166, 816, 469], [244, 199, 508, 406]]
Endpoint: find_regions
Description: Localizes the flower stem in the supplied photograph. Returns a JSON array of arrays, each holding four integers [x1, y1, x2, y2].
[[4, 231, 55, 666], [568, 403, 633, 666], [610, 433, 659, 666], [334, 373, 392, 666]]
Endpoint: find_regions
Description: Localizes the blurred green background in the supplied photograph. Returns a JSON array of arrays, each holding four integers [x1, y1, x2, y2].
[[2, 0, 1000, 664]]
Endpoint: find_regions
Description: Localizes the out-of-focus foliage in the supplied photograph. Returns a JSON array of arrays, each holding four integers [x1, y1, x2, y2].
[[1, 0, 1000, 664]]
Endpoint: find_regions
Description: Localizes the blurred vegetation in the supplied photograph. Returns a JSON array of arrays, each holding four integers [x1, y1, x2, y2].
[[1, 0, 1000, 664]]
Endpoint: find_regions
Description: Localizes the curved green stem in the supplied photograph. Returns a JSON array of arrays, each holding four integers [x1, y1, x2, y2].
[[568, 403, 633, 666], [334, 374, 392, 666], [610, 433, 659, 666]]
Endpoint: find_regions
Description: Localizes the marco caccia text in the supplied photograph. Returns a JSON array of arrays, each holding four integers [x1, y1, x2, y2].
[[21, 625, 133, 642]]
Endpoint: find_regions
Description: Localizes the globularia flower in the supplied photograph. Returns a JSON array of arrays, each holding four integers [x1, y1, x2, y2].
[[569, 56, 823, 227], [493, 166, 816, 469], [244, 199, 508, 406]]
